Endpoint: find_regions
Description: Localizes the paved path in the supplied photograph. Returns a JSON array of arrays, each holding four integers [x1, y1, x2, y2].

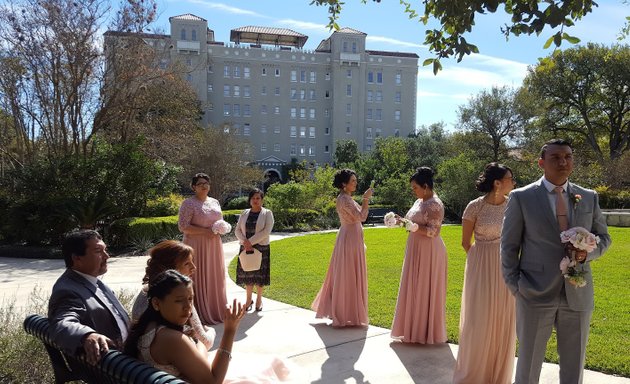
[[1, 234, 628, 383]]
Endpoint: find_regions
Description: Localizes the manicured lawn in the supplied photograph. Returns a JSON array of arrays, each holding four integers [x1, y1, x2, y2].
[[228, 226, 629, 377]]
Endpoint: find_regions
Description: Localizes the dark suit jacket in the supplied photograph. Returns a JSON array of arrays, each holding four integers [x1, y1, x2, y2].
[[48, 269, 130, 355], [501, 178, 611, 311]]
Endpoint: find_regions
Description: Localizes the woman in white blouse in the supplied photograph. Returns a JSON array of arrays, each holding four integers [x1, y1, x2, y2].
[[234, 188, 275, 312]]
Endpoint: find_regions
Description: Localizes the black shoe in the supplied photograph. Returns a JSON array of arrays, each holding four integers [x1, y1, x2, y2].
[[255, 300, 263, 312], [246, 300, 253, 311]]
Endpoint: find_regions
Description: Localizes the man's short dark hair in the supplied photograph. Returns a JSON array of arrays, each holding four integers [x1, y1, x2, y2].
[[540, 139, 573, 159], [62, 230, 102, 268]]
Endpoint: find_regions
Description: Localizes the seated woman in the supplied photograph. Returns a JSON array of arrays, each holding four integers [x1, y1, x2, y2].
[[124, 270, 244, 384], [131, 240, 215, 350]]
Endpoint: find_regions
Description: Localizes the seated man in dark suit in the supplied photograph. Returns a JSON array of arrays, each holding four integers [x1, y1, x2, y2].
[[48, 230, 130, 365]]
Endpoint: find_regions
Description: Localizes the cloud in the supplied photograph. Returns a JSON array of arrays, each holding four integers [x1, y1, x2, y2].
[[367, 35, 426, 49], [275, 19, 330, 36], [185, 0, 264, 17]]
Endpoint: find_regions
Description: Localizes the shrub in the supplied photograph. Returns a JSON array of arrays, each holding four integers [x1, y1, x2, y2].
[[595, 186, 630, 209], [143, 193, 185, 217], [107, 216, 180, 248], [224, 196, 250, 210], [272, 209, 320, 231]]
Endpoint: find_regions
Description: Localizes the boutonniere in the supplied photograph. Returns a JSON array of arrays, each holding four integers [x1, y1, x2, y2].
[[570, 193, 582, 210]]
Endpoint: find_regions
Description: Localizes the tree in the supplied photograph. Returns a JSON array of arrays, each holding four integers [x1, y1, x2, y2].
[[457, 86, 533, 162], [333, 139, 359, 167], [407, 122, 449, 170], [437, 151, 485, 220], [311, 0, 596, 73], [524, 44, 630, 165]]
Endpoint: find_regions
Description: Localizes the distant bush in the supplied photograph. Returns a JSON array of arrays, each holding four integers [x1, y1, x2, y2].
[[595, 186, 630, 209], [107, 216, 180, 249], [224, 196, 250, 210], [142, 194, 185, 217]]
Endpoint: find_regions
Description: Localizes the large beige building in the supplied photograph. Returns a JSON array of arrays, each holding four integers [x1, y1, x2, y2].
[[106, 13, 418, 180]]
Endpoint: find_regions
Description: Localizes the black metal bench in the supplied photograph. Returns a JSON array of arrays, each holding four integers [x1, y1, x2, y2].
[[23, 314, 186, 384], [365, 207, 392, 225]]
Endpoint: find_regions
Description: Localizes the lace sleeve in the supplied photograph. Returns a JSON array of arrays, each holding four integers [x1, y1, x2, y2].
[[425, 199, 445, 233], [338, 195, 368, 222], [189, 307, 215, 350], [462, 198, 481, 223], [178, 199, 194, 232]]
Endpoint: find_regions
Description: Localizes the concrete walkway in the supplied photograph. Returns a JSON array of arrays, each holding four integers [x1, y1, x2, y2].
[[1, 234, 628, 384]]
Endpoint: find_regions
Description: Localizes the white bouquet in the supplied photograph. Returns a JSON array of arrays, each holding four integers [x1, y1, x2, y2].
[[212, 220, 232, 235], [559, 227, 600, 288], [383, 212, 419, 232]]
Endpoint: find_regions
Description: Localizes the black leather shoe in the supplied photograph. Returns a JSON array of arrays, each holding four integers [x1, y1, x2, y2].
[[246, 300, 253, 311], [255, 300, 263, 311]]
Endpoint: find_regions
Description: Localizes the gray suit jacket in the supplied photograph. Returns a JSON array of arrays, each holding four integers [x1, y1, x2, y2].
[[501, 178, 611, 311], [48, 269, 130, 355]]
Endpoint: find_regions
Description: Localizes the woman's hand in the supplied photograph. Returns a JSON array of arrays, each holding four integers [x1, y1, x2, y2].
[[362, 187, 373, 200], [243, 239, 254, 252], [223, 299, 245, 334]]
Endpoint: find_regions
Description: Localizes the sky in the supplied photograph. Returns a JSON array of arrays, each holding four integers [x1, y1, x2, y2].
[[149, 0, 629, 131]]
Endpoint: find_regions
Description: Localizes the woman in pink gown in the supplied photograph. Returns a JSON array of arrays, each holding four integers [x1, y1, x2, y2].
[[453, 163, 516, 384], [311, 169, 373, 327], [391, 167, 447, 344], [179, 173, 228, 325]]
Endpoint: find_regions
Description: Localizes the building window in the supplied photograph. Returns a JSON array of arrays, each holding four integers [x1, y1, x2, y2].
[[186, 58, 192, 66], [346, 104, 352, 116], [325, 90, 330, 99], [300, 70, 306, 83], [375, 109, 382, 121], [395, 110, 401, 121], [309, 108, 315, 120], [377, 71, 383, 84], [324, 145, 329, 153], [233, 123, 240, 135], [309, 127, 315, 138], [300, 108, 306, 119], [274, 143, 280, 152], [290, 126, 297, 137], [367, 109, 373, 120], [395, 129, 400, 137], [223, 85, 230, 97], [343, 41, 348, 52], [300, 126, 306, 138], [243, 86, 251, 98], [375, 128, 382, 137], [275, 87, 280, 96], [274, 106, 280, 115], [300, 89, 306, 100], [376, 90, 382, 102], [261, 105, 267, 114], [233, 104, 240, 116], [309, 145, 315, 156], [208, 65, 213, 73], [243, 104, 251, 117], [275, 68, 280, 77], [224, 65, 230, 78], [347, 69, 352, 78], [223, 104, 230, 116], [191, 30, 197, 41], [367, 71, 373, 83], [261, 143, 267, 152], [367, 127, 372, 139], [207, 84, 213, 93], [395, 91, 401, 103], [324, 109, 330, 118], [262, 67, 267, 76], [291, 70, 297, 82], [233, 85, 240, 97], [290, 144, 296, 155], [261, 124, 267, 133], [208, 103, 213, 111], [395, 71, 402, 85], [310, 71, 316, 83], [244, 67, 250, 79], [309, 89, 316, 100], [346, 84, 352, 97], [180, 28, 186, 40], [243, 123, 251, 136], [290, 108, 297, 119], [299, 145, 305, 156], [274, 126, 280, 134], [261, 86, 267, 95], [290, 89, 297, 100], [352, 42, 357, 53], [346, 124, 351, 134], [234, 66, 241, 78], [366, 144, 372, 151], [325, 127, 330, 135], [367, 90, 373, 103], [325, 72, 330, 81]]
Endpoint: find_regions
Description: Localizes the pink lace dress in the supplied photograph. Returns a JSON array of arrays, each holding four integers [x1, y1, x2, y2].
[[452, 197, 516, 384], [311, 193, 369, 327], [391, 195, 448, 344], [179, 197, 227, 325]]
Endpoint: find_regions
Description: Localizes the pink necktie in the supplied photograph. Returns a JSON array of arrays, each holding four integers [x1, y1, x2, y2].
[[555, 186, 569, 231]]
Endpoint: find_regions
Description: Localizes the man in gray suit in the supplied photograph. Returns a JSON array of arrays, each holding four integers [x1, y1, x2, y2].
[[501, 139, 611, 384], [48, 230, 130, 365]]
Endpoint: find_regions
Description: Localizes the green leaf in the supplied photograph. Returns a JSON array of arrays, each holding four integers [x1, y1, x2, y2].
[[432, 59, 442, 75], [543, 35, 555, 49], [562, 33, 580, 44], [422, 58, 435, 66]]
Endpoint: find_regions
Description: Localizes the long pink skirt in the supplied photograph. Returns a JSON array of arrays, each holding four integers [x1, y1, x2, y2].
[[185, 232, 227, 325], [452, 240, 516, 384], [391, 233, 447, 343], [311, 222, 368, 327]]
